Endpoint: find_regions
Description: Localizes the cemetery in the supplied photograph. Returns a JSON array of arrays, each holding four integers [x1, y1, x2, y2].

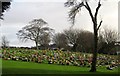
[[1, 48, 119, 74]]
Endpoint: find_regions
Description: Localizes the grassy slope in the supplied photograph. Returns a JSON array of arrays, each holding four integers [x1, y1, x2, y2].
[[1, 59, 119, 74]]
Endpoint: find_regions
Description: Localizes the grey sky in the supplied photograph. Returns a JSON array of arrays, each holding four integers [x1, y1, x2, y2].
[[0, 0, 119, 47]]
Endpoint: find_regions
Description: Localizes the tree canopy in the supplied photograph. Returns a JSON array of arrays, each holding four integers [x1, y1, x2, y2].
[[17, 19, 54, 50]]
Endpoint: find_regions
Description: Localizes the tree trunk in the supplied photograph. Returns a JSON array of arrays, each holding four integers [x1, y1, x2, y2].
[[90, 24, 98, 72], [35, 41, 39, 50]]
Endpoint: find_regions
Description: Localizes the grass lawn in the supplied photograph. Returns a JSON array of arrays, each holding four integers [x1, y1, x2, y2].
[[0, 59, 119, 75]]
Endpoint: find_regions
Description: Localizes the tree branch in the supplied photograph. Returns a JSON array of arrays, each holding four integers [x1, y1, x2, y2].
[[85, 2, 95, 24], [94, 1, 101, 23], [97, 20, 102, 31]]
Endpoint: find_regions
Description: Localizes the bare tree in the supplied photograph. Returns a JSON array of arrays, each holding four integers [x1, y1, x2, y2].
[[38, 32, 51, 49], [1, 35, 9, 48], [65, 0, 103, 72], [98, 28, 118, 54], [53, 32, 68, 49], [64, 29, 94, 52], [102, 28, 118, 44], [77, 30, 94, 53], [64, 28, 80, 51], [16, 19, 53, 50]]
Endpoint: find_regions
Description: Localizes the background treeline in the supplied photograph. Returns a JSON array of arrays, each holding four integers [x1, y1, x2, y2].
[[2, 28, 119, 55], [52, 28, 118, 55]]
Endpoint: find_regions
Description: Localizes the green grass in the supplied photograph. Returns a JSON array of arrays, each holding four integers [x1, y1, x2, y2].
[[1, 59, 119, 74]]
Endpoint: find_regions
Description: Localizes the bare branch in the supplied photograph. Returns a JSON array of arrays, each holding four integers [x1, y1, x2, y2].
[[97, 20, 102, 31], [68, 2, 84, 26], [64, 0, 77, 7], [94, 1, 101, 22], [85, 1, 95, 24]]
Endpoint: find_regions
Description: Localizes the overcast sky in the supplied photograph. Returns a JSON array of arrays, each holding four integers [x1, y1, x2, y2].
[[0, 0, 119, 47]]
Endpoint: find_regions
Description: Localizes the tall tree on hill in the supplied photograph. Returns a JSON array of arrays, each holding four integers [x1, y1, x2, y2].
[[1, 35, 9, 48], [16, 19, 54, 50], [64, 29, 80, 51], [53, 32, 68, 49], [77, 30, 94, 53], [98, 28, 118, 54], [64, 29, 94, 52], [65, 0, 103, 72]]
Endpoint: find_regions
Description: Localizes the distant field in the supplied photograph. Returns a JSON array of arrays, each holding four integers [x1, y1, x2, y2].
[[1, 59, 119, 75]]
